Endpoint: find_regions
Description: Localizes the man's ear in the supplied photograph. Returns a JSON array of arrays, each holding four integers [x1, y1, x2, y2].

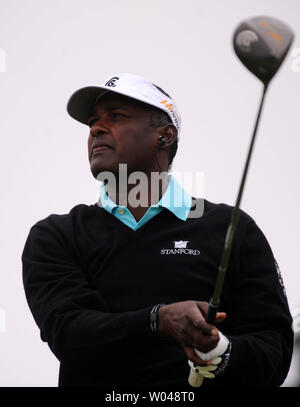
[[157, 124, 177, 148]]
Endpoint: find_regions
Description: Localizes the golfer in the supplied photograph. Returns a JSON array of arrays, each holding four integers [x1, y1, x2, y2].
[[22, 73, 293, 387]]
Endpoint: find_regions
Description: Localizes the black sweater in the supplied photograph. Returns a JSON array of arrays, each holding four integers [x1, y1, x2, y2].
[[21, 199, 293, 387]]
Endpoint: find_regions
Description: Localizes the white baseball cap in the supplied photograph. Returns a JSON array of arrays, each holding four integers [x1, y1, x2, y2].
[[66, 72, 181, 136]]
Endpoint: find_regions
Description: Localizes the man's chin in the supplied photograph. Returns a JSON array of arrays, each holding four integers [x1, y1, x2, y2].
[[90, 161, 153, 181], [90, 163, 119, 181]]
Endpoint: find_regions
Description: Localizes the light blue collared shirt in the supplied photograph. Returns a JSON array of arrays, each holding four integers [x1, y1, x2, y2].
[[98, 175, 192, 231]]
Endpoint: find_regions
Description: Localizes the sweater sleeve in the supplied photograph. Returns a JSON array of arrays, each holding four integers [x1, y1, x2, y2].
[[21, 217, 154, 367], [218, 219, 294, 386]]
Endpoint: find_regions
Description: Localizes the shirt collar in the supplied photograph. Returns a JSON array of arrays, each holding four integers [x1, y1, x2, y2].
[[99, 174, 192, 221], [99, 183, 118, 214], [154, 175, 192, 220]]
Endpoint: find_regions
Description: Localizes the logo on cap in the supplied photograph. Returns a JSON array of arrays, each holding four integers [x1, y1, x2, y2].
[[160, 100, 180, 129], [105, 77, 119, 87]]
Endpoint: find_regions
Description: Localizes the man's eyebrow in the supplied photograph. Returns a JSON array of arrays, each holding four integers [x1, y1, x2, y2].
[[87, 104, 131, 124], [101, 104, 130, 110], [89, 104, 130, 116], [88, 104, 98, 118]]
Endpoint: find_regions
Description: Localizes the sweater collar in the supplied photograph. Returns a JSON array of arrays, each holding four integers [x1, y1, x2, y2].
[[99, 175, 192, 221]]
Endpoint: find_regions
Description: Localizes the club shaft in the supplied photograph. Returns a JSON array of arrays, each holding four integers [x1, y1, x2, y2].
[[206, 83, 269, 325]]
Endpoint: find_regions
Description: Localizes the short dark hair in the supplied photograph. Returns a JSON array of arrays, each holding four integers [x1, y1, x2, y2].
[[148, 84, 178, 169]]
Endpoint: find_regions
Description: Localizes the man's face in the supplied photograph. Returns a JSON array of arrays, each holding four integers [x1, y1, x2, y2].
[[87, 93, 158, 179]]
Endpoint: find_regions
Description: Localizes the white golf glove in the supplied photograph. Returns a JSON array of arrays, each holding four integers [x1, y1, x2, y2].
[[188, 356, 222, 386], [188, 332, 231, 387], [194, 331, 229, 361]]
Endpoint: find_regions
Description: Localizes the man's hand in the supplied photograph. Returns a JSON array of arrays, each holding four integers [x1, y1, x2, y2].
[[157, 300, 226, 366], [188, 356, 222, 386]]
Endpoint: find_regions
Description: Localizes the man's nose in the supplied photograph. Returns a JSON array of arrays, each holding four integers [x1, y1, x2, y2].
[[90, 119, 109, 137]]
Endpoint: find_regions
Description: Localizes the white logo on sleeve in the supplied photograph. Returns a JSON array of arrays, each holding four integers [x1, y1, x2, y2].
[[274, 259, 287, 298], [161, 240, 200, 255]]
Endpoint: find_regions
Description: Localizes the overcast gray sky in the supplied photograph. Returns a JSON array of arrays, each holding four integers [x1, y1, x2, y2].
[[0, 0, 299, 386]]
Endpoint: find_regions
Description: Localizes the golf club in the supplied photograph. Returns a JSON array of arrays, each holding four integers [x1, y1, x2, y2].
[[189, 15, 294, 387]]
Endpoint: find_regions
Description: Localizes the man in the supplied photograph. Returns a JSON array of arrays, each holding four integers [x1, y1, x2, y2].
[[22, 73, 293, 388]]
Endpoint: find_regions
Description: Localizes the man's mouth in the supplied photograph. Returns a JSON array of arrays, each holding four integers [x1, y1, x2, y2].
[[91, 143, 112, 156], [93, 146, 111, 153]]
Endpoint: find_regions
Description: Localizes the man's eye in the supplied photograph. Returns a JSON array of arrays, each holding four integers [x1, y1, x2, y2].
[[88, 119, 97, 127], [112, 112, 127, 118]]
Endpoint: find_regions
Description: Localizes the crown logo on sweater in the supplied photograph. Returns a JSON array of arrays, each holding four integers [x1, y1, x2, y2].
[[174, 241, 189, 248]]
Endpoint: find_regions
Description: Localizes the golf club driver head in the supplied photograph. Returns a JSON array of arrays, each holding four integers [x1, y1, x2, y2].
[[233, 16, 294, 85]]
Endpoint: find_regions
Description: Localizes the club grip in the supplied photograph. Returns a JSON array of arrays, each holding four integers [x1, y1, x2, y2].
[[206, 300, 219, 324], [188, 301, 219, 387]]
